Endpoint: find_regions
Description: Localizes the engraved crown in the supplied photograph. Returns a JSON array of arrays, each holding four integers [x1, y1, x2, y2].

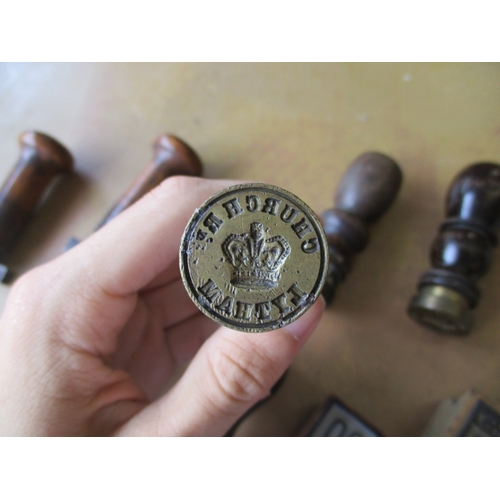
[[222, 221, 291, 289]]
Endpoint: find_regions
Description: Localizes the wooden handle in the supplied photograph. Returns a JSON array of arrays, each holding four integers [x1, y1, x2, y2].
[[408, 162, 500, 335], [95, 134, 203, 230], [321, 152, 403, 304], [0, 131, 74, 261], [334, 152, 403, 224], [446, 162, 500, 225]]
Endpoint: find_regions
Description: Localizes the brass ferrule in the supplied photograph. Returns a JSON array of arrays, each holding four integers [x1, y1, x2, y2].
[[407, 285, 473, 335]]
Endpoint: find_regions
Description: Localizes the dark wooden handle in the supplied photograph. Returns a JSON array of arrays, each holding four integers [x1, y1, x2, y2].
[[321, 152, 403, 304], [334, 152, 403, 223], [426, 162, 500, 298], [429, 163, 500, 283], [446, 162, 500, 225], [95, 134, 203, 230], [408, 161, 500, 335], [0, 131, 73, 260]]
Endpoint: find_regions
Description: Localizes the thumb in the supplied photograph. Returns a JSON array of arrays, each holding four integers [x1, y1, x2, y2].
[[117, 296, 325, 436]]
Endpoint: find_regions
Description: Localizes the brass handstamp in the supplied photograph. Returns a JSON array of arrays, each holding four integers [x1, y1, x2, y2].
[[180, 183, 328, 332]]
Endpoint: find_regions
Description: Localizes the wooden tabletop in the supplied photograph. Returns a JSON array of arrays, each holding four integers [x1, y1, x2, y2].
[[1, 62, 500, 436]]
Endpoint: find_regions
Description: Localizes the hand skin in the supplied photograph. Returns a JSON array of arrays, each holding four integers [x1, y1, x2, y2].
[[0, 176, 324, 436]]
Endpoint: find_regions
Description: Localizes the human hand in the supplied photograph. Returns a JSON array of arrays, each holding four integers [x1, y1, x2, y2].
[[0, 177, 324, 436]]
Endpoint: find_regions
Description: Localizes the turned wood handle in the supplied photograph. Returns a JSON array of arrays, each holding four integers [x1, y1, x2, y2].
[[320, 151, 403, 305], [334, 152, 403, 224], [95, 134, 203, 230], [446, 162, 500, 226], [0, 131, 74, 261], [407, 161, 500, 335]]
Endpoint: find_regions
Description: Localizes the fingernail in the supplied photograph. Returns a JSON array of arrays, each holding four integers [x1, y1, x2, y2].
[[284, 295, 325, 342]]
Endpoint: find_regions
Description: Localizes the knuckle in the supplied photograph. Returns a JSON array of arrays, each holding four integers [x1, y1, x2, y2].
[[138, 176, 206, 217], [206, 339, 275, 411], [8, 266, 45, 305], [151, 175, 204, 202]]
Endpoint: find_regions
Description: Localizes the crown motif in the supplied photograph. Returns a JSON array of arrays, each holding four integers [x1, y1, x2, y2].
[[222, 221, 291, 289]]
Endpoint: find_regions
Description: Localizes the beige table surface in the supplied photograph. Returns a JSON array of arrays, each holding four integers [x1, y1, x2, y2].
[[1, 62, 499, 436]]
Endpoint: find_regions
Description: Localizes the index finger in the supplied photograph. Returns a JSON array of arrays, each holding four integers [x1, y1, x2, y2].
[[65, 176, 238, 296]]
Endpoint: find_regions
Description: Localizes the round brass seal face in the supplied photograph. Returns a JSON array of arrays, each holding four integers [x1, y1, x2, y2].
[[180, 183, 328, 332]]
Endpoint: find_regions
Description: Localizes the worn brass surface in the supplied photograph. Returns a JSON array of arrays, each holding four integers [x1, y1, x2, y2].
[[180, 183, 328, 332], [408, 285, 472, 335]]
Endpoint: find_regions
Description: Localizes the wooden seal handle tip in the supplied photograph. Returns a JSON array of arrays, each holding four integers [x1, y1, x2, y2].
[[153, 134, 203, 177], [19, 131, 74, 173], [334, 151, 403, 224], [93, 134, 204, 231], [446, 162, 500, 225]]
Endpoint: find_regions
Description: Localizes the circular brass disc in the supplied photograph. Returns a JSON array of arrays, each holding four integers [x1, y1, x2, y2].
[[179, 183, 329, 332]]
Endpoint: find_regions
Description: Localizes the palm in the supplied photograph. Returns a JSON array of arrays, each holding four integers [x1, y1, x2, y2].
[[109, 273, 217, 401], [0, 178, 320, 437]]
